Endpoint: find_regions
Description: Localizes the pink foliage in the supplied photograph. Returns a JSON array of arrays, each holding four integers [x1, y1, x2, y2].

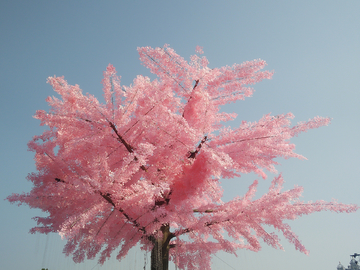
[[7, 45, 357, 269]]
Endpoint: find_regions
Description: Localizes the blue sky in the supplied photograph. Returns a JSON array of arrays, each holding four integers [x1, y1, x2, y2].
[[1, 1, 359, 269]]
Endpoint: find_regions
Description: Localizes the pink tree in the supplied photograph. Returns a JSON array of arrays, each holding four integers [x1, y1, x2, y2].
[[8, 45, 357, 270]]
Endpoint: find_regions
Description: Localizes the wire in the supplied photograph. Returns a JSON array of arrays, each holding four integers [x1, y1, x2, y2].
[[213, 253, 237, 270], [90, 262, 100, 270], [143, 250, 147, 270], [41, 234, 49, 268]]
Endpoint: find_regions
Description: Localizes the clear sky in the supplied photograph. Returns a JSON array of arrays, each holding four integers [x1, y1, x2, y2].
[[1, 1, 359, 269]]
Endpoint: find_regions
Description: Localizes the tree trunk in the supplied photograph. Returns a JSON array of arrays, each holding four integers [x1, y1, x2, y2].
[[151, 224, 171, 270]]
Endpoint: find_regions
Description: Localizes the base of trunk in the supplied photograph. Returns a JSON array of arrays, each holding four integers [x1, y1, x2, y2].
[[150, 224, 171, 270]]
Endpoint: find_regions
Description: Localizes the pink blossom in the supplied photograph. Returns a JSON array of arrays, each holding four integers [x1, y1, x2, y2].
[[7, 45, 357, 270]]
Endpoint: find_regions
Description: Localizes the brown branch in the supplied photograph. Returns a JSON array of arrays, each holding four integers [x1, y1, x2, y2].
[[232, 135, 276, 143], [174, 218, 231, 238], [108, 121, 147, 171], [193, 209, 214, 213], [193, 79, 199, 91], [188, 136, 207, 159], [182, 79, 200, 117], [99, 192, 149, 235], [154, 190, 172, 207], [53, 177, 149, 237], [55, 178, 65, 183], [109, 122, 134, 153], [215, 135, 277, 149]]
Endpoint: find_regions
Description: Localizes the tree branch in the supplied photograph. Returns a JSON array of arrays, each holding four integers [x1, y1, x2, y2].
[[187, 136, 207, 159], [173, 217, 231, 238], [109, 122, 134, 153], [54, 177, 150, 239], [108, 121, 147, 171], [193, 209, 214, 213], [99, 192, 149, 236], [182, 79, 200, 117]]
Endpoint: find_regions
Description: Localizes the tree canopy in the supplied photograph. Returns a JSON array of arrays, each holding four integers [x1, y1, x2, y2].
[[7, 45, 357, 269]]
